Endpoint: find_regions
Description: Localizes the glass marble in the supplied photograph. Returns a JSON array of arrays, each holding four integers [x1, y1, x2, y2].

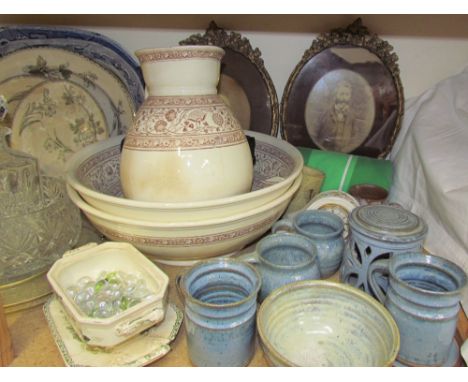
[[66, 271, 155, 319]]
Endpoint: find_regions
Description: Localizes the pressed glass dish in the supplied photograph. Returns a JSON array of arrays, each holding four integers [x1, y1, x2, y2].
[[0, 127, 81, 284], [0, 176, 82, 284]]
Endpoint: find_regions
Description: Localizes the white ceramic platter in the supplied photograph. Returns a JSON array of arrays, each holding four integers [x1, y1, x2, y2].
[[0, 47, 135, 175], [43, 296, 183, 367], [305, 190, 360, 239]]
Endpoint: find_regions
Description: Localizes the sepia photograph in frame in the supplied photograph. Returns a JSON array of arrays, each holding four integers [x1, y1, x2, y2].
[[180, 21, 279, 136], [281, 18, 404, 158]]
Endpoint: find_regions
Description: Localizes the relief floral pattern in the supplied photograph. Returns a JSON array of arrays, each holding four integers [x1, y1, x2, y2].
[[136, 48, 224, 64]]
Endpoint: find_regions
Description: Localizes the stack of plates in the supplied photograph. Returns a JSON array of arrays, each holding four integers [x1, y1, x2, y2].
[[0, 25, 144, 177]]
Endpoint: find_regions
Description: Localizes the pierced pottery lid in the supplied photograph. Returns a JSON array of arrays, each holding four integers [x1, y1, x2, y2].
[[349, 204, 428, 243]]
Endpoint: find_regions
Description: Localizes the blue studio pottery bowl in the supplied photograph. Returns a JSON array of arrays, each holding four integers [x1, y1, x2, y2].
[[257, 280, 400, 367]]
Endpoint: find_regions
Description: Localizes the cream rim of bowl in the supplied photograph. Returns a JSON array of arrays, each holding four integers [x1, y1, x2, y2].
[[66, 131, 304, 210], [257, 280, 400, 367], [66, 174, 302, 229]]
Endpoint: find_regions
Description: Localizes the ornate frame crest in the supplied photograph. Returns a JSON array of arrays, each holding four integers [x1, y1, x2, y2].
[[180, 21, 279, 136], [281, 18, 404, 158]]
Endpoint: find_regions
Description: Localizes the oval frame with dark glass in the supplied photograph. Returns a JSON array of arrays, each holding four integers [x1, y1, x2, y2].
[[180, 21, 279, 136], [281, 19, 404, 158]]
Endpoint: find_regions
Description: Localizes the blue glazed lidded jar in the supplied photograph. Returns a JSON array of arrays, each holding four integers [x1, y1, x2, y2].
[[340, 204, 428, 296]]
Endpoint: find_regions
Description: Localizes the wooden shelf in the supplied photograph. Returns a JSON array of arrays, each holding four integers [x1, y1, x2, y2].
[[6, 263, 467, 367], [2, 15, 468, 38], [0, 296, 14, 366]]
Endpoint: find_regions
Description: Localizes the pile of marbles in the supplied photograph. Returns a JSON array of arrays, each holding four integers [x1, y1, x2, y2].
[[66, 271, 155, 319]]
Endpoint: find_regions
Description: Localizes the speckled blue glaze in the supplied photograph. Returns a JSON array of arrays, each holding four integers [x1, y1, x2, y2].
[[272, 210, 344, 278], [340, 205, 427, 296], [239, 232, 321, 301], [369, 252, 467, 366], [178, 259, 261, 367]]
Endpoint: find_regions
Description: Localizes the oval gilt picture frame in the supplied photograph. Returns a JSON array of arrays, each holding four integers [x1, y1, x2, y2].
[[281, 18, 404, 158], [180, 21, 279, 136]]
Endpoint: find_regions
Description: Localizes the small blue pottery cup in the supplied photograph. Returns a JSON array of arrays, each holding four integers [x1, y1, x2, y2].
[[272, 210, 345, 278], [238, 232, 321, 301], [176, 259, 261, 367]]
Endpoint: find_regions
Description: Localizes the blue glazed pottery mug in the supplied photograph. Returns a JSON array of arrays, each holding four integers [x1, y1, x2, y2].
[[369, 252, 467, 366], [272, 210, 344, 278], [176, 259, 261, 367], [238, 232, 321, 301]]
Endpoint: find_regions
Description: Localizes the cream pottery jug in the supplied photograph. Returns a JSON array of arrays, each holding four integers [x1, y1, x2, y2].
[[120, 46, 253, 202]]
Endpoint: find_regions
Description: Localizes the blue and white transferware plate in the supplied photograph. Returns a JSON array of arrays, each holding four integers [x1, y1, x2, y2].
[[0, 47, 135, 175], [0, 25, 144, 108], [10, 80, 109, 175]]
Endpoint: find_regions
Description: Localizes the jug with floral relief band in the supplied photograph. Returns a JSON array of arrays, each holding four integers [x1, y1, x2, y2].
[[120, 46, 253, 202]]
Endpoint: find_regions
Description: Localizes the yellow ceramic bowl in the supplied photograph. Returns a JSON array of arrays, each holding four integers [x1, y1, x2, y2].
[[66, 131, 303, 222], [257, 280, 400, 367], [66, 175, 301, 265]]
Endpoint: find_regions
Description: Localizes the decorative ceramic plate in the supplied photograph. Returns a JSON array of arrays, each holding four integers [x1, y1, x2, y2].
[[0, 47, 135, 175], [44, 296, 183, 367], [0, 25, 145, 108], [305, 190, 360, 239], [0, 76, 45, 115], [11, 80, 109, 175], [0, 48, 135, 134], [1, 74, 126, 144]]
